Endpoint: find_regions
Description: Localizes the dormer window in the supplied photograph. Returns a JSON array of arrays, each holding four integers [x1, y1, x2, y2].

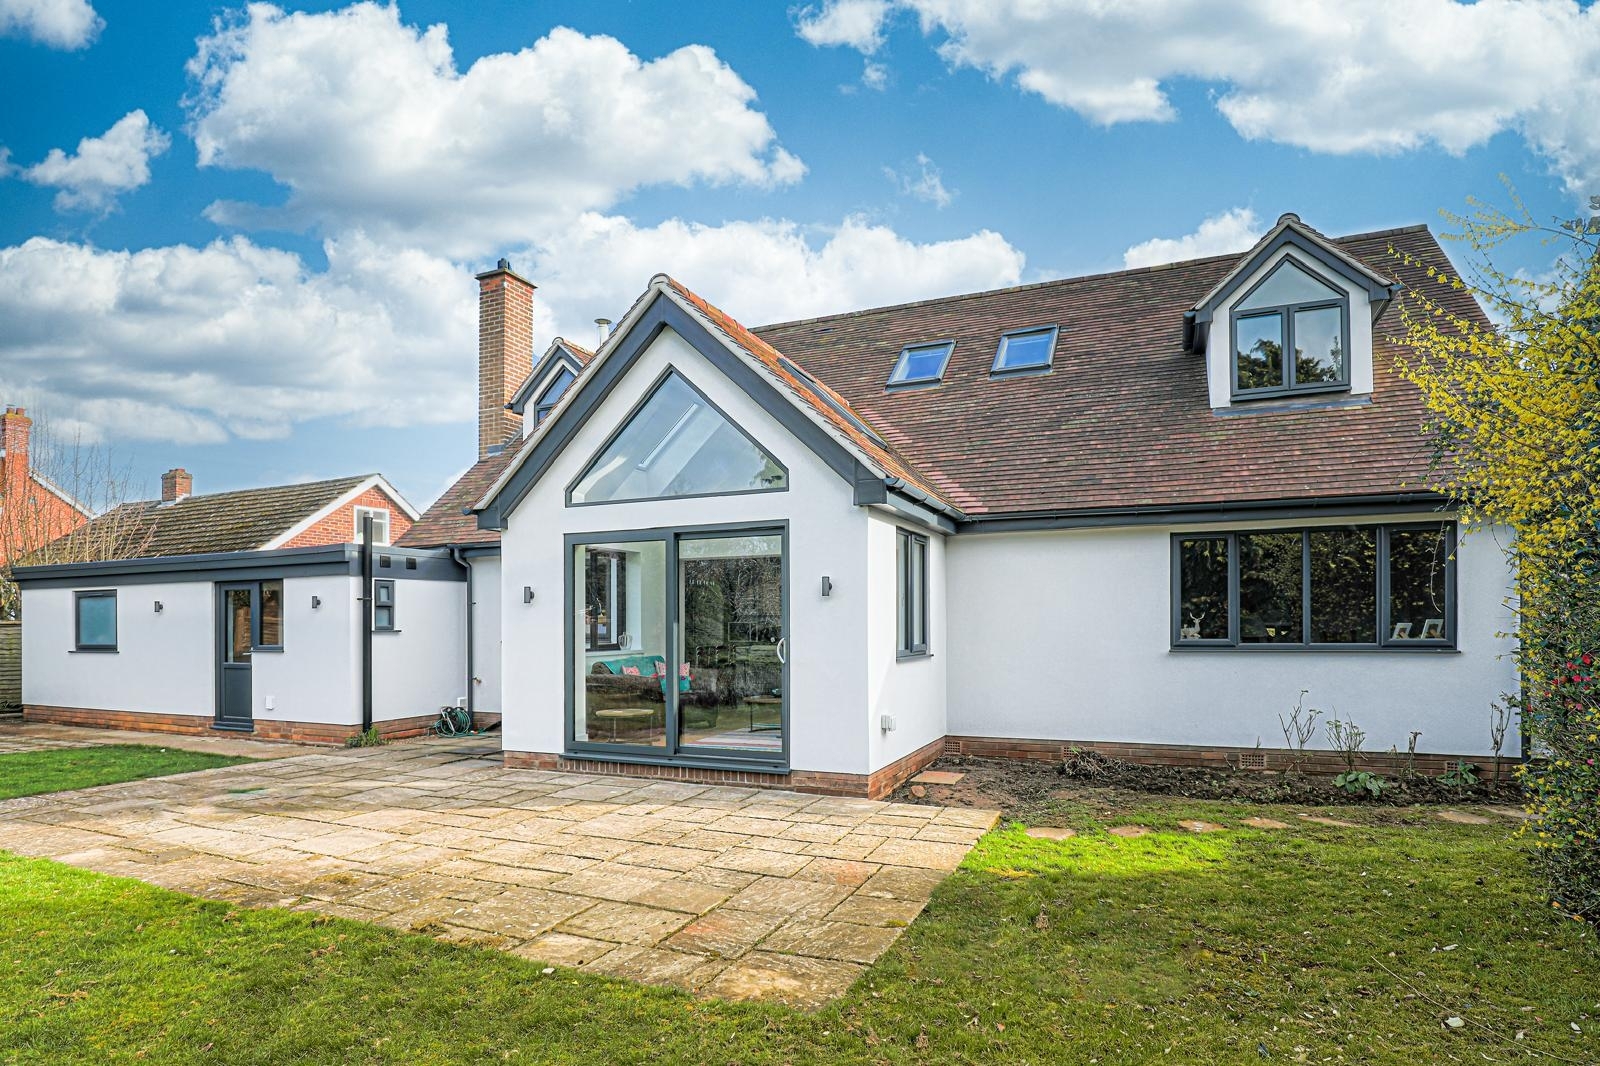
[[1231, 257, 1348, 398], [991, 326, 1057, 377], [535, 367, 576, 423], [887, 341, 953, 389]]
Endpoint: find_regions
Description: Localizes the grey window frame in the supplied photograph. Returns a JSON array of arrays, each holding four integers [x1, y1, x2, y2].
[[353, 506, 391, 546], [372, 578, 396, 632], [535, 366, 577, 424], [1170, 522, 1457, 650], [886, 341, 955, 390], [1229, 254, 1352, 401], [990, 325, 1058, 377], [73, 589, 118, 651], [896, 528, 930, 658], [255, 578, 284, 651]]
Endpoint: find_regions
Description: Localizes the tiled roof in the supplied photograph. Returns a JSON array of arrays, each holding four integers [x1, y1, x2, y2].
[[423, 222, 1471, 542], [64, 475, 372, 559], [397, 451, 517, 548], [752, 224, 1468, 516]]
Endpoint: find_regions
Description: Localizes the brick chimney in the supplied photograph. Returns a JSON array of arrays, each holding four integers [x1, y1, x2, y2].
[[1, 406, 30, 498], [160, 467, 192, 503], [475, 257, 535, 459]]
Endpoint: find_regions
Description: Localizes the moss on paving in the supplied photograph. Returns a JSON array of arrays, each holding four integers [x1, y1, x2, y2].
[[1, 793, 1595, 1064], [0, 745, 256, 802]]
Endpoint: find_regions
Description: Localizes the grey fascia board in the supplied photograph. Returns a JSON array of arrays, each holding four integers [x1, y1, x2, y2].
[[478, 292, 869, 525], [955, 492, 1451, 534], [14, 543, 466, 588], [873, 489, 958, 536], [1191, 229, 1400, 327]]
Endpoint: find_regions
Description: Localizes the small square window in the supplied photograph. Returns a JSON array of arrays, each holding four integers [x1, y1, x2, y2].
[[887, 342, 954, 388], [74, 590, 117, 650], [991, 326, 1057, 375]]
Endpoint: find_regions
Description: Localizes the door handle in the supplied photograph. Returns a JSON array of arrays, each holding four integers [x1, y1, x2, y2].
[[775, 637, 787, 664]]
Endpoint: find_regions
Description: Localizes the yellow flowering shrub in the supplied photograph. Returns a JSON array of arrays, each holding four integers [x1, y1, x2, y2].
[[1394, 186, 1600, 921]]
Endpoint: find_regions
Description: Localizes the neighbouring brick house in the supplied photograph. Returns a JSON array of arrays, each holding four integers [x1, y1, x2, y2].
[[0, 406, 91, 573]]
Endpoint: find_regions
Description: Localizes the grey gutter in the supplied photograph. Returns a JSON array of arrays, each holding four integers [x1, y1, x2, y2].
[[954, 492, 1451, 534]]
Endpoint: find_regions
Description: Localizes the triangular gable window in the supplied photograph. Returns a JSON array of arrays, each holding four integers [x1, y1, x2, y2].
[[569, 370, 788, 505]]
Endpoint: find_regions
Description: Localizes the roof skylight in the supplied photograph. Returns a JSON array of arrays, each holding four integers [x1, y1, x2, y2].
[[887, 341, 954, 388], [991, 326, 1058, 376]]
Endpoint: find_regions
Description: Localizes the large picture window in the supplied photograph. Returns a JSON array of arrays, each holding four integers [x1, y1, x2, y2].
[[1231, 256, 1349, 398], [896, 529, 929, 657], [1172, 522, 1454, 649]]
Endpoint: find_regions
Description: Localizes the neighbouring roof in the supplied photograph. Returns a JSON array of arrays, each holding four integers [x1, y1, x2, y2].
[[60, 474, 376, 559], [414, 221, 1474, 541], [397, 451, 517, 548]]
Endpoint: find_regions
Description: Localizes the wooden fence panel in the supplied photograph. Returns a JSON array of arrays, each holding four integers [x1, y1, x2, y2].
[[0, 622, 20, 709]]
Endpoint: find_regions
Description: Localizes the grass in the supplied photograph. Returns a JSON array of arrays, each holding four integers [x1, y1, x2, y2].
[[0, 745, 256, 802], [0, 794, 1595, 1064]]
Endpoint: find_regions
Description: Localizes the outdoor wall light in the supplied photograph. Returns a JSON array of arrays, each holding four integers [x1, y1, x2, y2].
[[311, 595, 322, 609], [153, 600, 164, 613], [821, 576, 833, 598], [523, 586, 535, 604]]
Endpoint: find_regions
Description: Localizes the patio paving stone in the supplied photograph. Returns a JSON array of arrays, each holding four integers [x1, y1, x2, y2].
[[0, 728, 997, 1008]]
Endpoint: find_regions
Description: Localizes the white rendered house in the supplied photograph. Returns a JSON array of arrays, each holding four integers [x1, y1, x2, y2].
[[396, 214, 1518, 797]]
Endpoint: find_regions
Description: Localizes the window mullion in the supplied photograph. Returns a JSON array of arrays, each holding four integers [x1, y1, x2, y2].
[[1228, 532, 1241, 645], [1301, 530, 1312, 646], [1376, 525, 1390, 647]]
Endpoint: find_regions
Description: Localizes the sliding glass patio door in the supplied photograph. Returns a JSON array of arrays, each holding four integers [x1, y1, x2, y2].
[[568, 526, 787, 766]]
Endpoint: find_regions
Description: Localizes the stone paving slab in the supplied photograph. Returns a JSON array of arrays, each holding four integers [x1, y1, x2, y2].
[[0, 735, 998, 1009], [0, 719, 327, 759]]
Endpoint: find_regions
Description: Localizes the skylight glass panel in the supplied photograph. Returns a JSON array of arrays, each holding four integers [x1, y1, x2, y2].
[[887, 342, 953, 387], [992, 326, 1058, 374]]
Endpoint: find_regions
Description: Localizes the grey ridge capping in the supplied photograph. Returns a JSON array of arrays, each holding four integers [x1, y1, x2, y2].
[[12, 543, 466, 589]]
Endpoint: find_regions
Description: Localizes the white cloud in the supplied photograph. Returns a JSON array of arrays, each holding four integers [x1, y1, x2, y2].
[[0, 234, 474, 445], [799, 0, 1600, 194], [795, 0, 892, 53], [0, 0, 102, 50], [861, 59, 889, 90], [185, 3, 805, 258], [0, 216, 1023, 447], [19, 110, 170, 212], [883, 152, 953, 208], [1123, 208, 1263, 269], [525, 213, 1023, 331]]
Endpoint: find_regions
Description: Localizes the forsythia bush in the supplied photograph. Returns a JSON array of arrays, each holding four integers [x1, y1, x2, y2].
[[1395, 185, 1600, 921]]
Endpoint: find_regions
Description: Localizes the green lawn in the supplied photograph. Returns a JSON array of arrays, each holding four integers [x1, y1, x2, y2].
[[0, 745, 256, 801], [1, 794, 1594, 1064]]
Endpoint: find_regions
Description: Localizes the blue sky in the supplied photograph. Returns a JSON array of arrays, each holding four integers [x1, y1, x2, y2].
[[2, 0, 1595, 510]]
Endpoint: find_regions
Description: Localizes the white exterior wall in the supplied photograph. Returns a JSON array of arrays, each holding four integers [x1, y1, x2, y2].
[[469, 555, 503, 715], [22, 580, 215, 715], [497, 325, 876, 775], [865, 511, 947, 771], [21, 573, 365, 726], [372, 575, 467, 723], [251, 574, 359, 726], [946, 516, 1518, 757], [1207, 245, 1377, 409]]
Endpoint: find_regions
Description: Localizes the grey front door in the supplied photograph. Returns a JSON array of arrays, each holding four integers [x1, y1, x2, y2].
[[216, 583, 255, 729]]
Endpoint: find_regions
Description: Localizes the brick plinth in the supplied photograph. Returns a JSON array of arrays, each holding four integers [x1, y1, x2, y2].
[[23, 705, 463, 746], [504, 736, 944, 799], [942, 735, 1499, 777]]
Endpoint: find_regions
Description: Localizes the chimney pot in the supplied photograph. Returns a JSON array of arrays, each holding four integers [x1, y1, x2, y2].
[[595, 318, 613, 345], [160, 467, 193, 503]]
